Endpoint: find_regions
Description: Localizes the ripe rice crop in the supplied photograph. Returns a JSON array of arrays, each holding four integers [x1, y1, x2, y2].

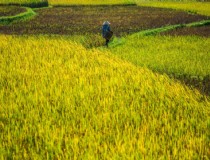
[[138, 2, 210, 16], [48, 0, 134, 5], [110, 35, 210, 94], [0, 35, 209, 159], [0, 0, 134, 6]]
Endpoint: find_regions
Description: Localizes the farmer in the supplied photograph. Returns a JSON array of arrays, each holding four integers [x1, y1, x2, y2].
[[102, 21, 112, 47]]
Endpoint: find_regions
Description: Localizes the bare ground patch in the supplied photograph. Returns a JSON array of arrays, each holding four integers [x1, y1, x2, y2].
[[161, 25, 210, 37], [0, 5, 209, 35], [0, 6, 26, 17]]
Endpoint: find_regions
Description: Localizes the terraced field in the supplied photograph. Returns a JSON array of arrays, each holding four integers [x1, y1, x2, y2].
[[0, 1, 210, 159], [0, 5, 209, 35]]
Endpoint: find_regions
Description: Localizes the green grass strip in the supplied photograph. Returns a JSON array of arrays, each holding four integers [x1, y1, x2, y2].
[[0, 7, 36, 25], [132, 24, 183, 37], [135, 19, 210, 36], [186, 19, 210, 27], [109, 24, 183, 47], [110, 19, 210, 48]]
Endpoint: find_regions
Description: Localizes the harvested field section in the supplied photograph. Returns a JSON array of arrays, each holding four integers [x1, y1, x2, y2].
[[0, 6, 26, 17], [0, 6, 209, 35], [161, 25, 210, 37]]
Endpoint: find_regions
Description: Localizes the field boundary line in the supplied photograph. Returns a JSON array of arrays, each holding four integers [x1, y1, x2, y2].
[[110, 19, 210, 48], [186, 19, 210, 27], [133, 20, 210, 37], [0, 7, 36, 25]]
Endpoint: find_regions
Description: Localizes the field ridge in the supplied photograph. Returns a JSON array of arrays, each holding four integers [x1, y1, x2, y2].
[[0, 7, 36, 25]]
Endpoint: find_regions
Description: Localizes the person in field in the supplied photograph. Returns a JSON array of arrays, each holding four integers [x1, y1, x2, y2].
[[102, 21, 112, 47]]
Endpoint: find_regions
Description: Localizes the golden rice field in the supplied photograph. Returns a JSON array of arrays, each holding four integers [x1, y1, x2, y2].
[[138, 2, 210, 16], [0, 35, 210, 159], [49, 0, 134, 5], [0, 0, 210, 159], [0, 0, 133, 5]]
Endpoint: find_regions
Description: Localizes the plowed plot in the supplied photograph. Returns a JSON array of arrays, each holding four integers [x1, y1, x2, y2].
[[0, 5, 209, 35], [161, 25, 210, 37], [0, 6, 26, 17]]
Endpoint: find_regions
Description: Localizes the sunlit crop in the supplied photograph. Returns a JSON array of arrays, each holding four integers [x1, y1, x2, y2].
[[110, 35, 210, 78], [109, 35, 210, 94], [138, 2, 210, 16], [0, 1, 210, 159], [0, 0, 134, 5], [0, 35, 209, 159], [49, 0, 134, 5]]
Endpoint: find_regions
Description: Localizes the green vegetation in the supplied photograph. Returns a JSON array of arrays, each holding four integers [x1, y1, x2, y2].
[[0, 0, 133, 6], [109, 35, 210, 93], [0, 1, 210, 159], [48, 0, 134, 5], [0, 7, 36, 25], [0, 35, 209, 159], [0, 0, 48, 8], [111, 34, 210, 75]]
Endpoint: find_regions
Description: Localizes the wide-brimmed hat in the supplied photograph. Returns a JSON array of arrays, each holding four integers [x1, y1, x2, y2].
[[103, 21, 111, 25]]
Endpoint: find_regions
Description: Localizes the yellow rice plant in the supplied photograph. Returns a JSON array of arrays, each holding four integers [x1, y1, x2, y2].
[[0, 35, 209, 159], [48, 0, 134, 5], [137, 1, 210, 16]]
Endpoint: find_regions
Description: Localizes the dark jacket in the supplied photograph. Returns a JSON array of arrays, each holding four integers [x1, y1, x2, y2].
[[102, 24, 111, 38]]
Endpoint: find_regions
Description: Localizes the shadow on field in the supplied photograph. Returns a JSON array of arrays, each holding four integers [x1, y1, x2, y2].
[[169, 74, 210, 97], [0, 1, 48, 8]]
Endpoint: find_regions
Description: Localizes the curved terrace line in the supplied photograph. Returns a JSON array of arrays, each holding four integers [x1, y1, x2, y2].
[[109, 19, 210, 48], [0, 7, 36, 25], [0, 5, 209, 36]]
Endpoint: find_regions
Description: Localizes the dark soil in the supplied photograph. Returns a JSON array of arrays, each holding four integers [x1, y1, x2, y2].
[[0, 5, 209, 35], [161, 25, 210, 37], [0, 6, 26, 17]]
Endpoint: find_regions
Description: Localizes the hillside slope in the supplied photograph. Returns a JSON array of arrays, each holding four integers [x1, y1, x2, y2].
[[0, 35, 209, 159]]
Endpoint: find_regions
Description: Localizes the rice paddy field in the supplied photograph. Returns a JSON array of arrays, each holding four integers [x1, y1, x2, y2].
[[0, 5, 209, 35], [0, 0, 210, 159]]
